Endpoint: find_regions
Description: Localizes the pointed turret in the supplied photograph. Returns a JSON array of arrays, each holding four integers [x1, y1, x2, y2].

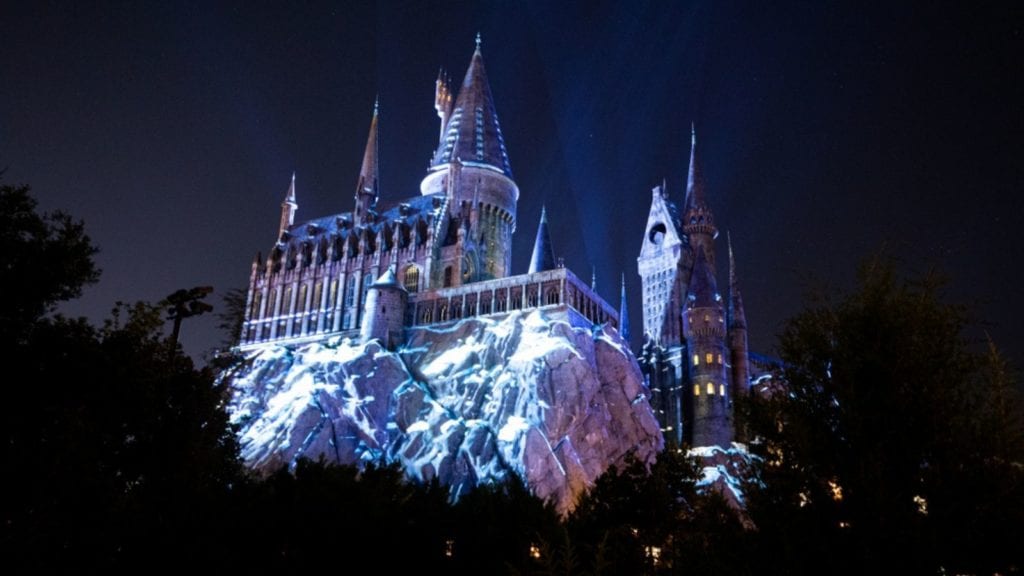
[[686, 247, 720, 309], [528, 206, 555, 273], [354, 100, 380, 224], [682, 125, 718, 273], [619, 273, 631, 343], [727, 233, 751, 438], [684, 124, 707, 215], [429, 34, 513, 177], [727, 233, 747, 330], [278, 173, 297, 239]]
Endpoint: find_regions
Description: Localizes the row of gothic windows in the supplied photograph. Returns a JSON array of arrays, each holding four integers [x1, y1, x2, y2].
[[692, 353, 724, 366], [694, 383, 726, 396]]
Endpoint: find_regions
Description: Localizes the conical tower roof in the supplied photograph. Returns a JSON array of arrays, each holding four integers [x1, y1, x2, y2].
[[687, 247, 721, 309], [355, 99, 379, 201], [684, 124, 708, 215], [528, 206, 555, 273], [728, 233, 747, 329], [430, 35, 513, 177]]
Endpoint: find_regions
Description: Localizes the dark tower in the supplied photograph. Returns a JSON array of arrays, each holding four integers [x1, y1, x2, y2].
[[528, 206, 555, 273], [727, 233, 750, 439], [683, 248, 732, 446], [354, 100, 380, 224]]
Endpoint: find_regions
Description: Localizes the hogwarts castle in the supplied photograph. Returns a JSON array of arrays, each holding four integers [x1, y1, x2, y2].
[[237, 36, 749, 450]]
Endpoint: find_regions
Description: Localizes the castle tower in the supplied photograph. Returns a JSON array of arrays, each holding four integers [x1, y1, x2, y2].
[[682, 126, 717, 276], [637, 181, 688, 348], [360, 267, 408, 350], [637, 180, 689, 444], [528, 206, 555, 273], [683, 248, 732, 447], [353, 100, 380, 224], [727, 234, 750, 439], [278, 173, 297, 240], [420, 34, 518, 288]]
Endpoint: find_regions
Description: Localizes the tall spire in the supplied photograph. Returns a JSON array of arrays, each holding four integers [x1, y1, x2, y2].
[[619, 273, 631, 343], [278, 173, 297, 239], [429, 35, 513, 177], [727, 232, 747, 329], [682, 124, 718, 272], [528, 205, 555, 273], [684, 123, 707, 213], [354, 100, 379, 223]]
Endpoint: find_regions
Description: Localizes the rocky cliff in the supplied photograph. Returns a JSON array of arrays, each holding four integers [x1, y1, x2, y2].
[[224, 308, 663, 513]]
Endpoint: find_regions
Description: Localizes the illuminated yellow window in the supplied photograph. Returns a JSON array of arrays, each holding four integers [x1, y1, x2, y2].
[[692, 354, 699, 366], [693, 384, 700, 396], [706, 352, 713, 364], [717, 353, 723, 364], [704, 314, 709, 322], [719, 384, 725, 396], [707, 382, 715, 395]]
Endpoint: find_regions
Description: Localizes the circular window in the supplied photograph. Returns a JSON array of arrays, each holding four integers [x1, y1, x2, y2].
[[648, 223, 667, 245]]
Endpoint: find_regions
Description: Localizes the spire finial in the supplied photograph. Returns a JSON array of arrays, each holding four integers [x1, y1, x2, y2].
[[691, 121, 696, 142], [373, 95, 379, 116], [475, 32, 482, 50], [728, 231, 737, 287], [591, 267, 597, 292], [540, 204, 547, 223]]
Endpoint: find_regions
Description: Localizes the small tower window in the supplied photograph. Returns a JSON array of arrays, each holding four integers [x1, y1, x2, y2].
[[717, 353, 723, 364], [719, 384, 726, 396], [706, 353, 713, 365], [692, 354, 699, 366], [694, 384, 700, 396], [707, 382, 715, 395]]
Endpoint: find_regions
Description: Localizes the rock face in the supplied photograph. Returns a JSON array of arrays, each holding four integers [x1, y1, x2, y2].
[[224, 308, 663, 513]]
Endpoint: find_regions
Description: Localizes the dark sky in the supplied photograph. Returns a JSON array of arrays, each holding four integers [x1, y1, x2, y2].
[[3, 1, 1021, 365]]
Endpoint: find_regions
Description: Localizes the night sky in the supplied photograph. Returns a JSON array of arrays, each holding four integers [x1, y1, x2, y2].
[[3, 2, 1021, 365]]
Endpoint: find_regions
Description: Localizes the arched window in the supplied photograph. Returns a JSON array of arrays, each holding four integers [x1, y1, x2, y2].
[[268, 288, 278, 316], [422, 307, 433, 323], [717, 353, 723, 365], [283, 286, 293, 315], [328, 279, 338, 309], [719, 384, 726, 396], [251, 291, 262, 320], [404, 265, 419, 293], [439, 303, 449, 321], [298, 284, 308, 314], [692, 354, 699, 366], [707, 382, 715, 395], [546, 290, 559, 305], [706, 353, 713, 365], [693, 384, 700, 396], [344, 276, 356, 307]]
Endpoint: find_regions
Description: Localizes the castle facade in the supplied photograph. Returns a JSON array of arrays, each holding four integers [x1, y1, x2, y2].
[[238, 37, 748, 448]]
